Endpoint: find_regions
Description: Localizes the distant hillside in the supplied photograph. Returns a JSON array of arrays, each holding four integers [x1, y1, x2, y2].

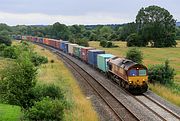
[[176, 22, 180, 27]]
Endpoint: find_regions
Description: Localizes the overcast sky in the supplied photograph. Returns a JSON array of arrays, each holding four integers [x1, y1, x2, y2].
[[0, 0, 179, 25]]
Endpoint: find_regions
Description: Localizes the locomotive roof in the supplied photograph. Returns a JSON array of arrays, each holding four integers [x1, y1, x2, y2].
[[109, 57, 147, 71]]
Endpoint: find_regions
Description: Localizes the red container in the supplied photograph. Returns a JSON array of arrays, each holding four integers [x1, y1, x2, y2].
[[81, 47, 94, 62], [55, 40, 60, 49], [43, 38, 49, 45]]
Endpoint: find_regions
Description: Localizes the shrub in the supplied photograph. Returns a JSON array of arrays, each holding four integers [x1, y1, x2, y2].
[[99, 40, 107, 47], [0, 44, 6, 56], [3, 46, 18, 59], [0, 35, 11, 46], [148, 60, 175, 84], [106, 41, 113, 48], [50, 59, 54, 63], [76, 38, 89, 47], [25, 97, 64, 121], [126, 48, 143, 64], [32, 84, 64, 101], [0, 52, 37, 109], [31, 53, 48, 66]]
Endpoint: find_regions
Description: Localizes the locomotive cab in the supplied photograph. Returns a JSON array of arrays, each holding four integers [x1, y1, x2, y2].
[[127, 65, 148, 94]]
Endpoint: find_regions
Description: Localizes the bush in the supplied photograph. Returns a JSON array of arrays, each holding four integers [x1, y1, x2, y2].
[[148, 60, 175, 84], [0, 52, 37, 109], [126, 48, 143, 64], [100, 40, 116, 48], [0, 35, 11, 46], [99, 40, 107, 47], [31, 53, 48, 66], [106, 41, 113, 48], [25, 97, 64, 121], [32, 84, 64, 101], [3, 46, 18, 59], [76, 38, 89, 47], [0, 44, 6, 56]]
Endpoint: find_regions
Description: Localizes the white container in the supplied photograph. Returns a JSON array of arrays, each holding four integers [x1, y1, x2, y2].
[[68, 43, 78, 55]]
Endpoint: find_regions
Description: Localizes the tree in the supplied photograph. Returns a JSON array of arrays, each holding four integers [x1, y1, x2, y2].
[[120, 22, 137, 41], [0, 52, 37, 109], [136, 5, 177, 47], [0, 35, 11, 46], [51, 22, 70, 40], [126, 48, 143, 64], [126, 33, 146, 47]]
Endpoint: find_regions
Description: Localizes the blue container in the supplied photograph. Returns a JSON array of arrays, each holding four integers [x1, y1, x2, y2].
[[88, 50, 105, 67], [64, 43, 70, 53], [97, 54, 115, 72], [39, 37, 43, 43], [60, 41, 68, 51]]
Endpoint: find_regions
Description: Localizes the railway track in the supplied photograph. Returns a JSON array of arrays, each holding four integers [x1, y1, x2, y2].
[[36, 43, 180, 121], [39, 43, 139, 121], [134, 94, 180, 121]]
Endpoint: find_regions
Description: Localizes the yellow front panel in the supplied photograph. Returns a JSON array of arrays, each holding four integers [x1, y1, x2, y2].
[[128, 76, 148, 86]]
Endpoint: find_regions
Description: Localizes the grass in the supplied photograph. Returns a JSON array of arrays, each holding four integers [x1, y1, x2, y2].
[[89, 40, 180, 107], [149, 84, 180, 106], [33, 45, 99, 121], [0, 103, 21, 121]]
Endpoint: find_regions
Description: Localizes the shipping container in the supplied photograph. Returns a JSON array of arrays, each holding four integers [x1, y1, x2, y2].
[[49, 39, 56, 48], [73, 46, 84, 58], [97, 54, 115, 72], [43, 38, 49, 45], [32, 37, 38, 42], [81, 47, 94, 62], [60, 41, 68, 51], [88, 50, 105, 67], [39, 37, 43, 43], [55, 40, 61, 49], [22, 36, 27, 40], [64, 43, 71, 53], [68, 44, 78, 55]]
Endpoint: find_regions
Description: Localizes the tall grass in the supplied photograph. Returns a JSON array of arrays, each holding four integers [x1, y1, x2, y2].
[[33, 45, 99, 121], [149, 84, 180, 106]]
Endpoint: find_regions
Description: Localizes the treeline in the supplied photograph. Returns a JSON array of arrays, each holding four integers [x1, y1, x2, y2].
[[0, 6, 180, 48]]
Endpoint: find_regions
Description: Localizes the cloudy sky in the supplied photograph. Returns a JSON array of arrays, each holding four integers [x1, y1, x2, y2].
[[0, 0, 179, 25]]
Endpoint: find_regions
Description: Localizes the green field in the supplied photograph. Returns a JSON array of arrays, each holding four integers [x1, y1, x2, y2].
[[0, 104, 21, 121]]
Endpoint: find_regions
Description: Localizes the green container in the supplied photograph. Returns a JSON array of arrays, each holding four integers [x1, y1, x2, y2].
[[97, 54, 115, 72], [73, 46, 84, 58]]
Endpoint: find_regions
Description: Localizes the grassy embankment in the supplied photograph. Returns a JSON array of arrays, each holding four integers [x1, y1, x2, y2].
[[0, 58, 22, 121], [33, 44, 99, 121], [0, 42, 99, 121], [89, 41, 180, 106]]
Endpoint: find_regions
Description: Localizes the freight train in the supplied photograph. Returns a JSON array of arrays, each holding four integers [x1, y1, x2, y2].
[[20, 36, 148, 94]]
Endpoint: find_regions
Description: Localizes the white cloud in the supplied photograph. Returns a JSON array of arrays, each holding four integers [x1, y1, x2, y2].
[[0, 12, 133, 25]]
